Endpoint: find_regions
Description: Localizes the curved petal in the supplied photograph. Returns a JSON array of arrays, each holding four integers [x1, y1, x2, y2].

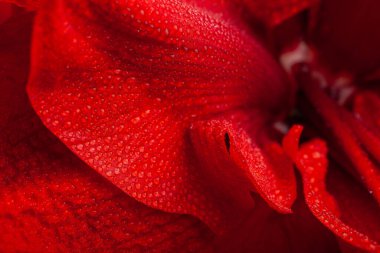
[[190, 113, 297, 215], [327, 168, 380, 253], [284, 126, 380, 252], [0, 13, 213, 252], [27, 0, 291, 231], [296, 68, 380, 205]]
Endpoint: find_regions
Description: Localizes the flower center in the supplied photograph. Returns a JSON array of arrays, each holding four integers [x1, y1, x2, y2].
[[280, 41, 356, 106], [278, 40, 380, 203]]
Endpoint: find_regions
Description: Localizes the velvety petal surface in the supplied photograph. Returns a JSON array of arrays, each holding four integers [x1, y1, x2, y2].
[[26, 0, 295, 231], [0, 12, 214, 252]]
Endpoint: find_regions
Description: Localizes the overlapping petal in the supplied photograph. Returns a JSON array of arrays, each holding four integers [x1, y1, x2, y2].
[[283, 126, 380, 252], [26, 0, 294, 231], [2, 0, 380, 252], [190, 113, 296, 214], [295, 67, 380, 204], [0, 12, 214, 252]]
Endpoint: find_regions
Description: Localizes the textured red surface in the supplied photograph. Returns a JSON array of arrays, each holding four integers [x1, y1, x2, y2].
[[190, 116, 296, 214], [26, 0, 295, 232], [1, 0, 380, 252], [0, 21, 338, 250], [0, 12, 215, 253]]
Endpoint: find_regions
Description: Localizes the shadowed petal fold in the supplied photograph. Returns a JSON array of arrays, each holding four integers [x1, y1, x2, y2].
[[284, 126, 380, 252]]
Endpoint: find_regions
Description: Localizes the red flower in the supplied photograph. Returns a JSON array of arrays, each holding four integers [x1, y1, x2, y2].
[[0, 0, 379, 252]]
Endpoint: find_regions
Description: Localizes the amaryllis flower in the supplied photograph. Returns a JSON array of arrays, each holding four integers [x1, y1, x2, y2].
[[1, 0, 380, 252]]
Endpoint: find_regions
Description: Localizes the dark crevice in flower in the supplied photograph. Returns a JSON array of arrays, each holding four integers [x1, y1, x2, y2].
[[290, 62, 380, 202], [276, 49, 380, 250], [224, 132, 231, 153]]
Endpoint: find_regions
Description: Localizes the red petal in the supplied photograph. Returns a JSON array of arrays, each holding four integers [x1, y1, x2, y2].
[[241, 0, 318, 27], [297, 68, 380, 204], [27, 0, 291, 231], [0, 13, 213, 252], [283, 126, 380, 252], [282, 124, 303, 160], [326, 168, 380, 253], [190, 113, 296, 215], [296, 140, 380, 252], [313, 0, 380, 75]]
